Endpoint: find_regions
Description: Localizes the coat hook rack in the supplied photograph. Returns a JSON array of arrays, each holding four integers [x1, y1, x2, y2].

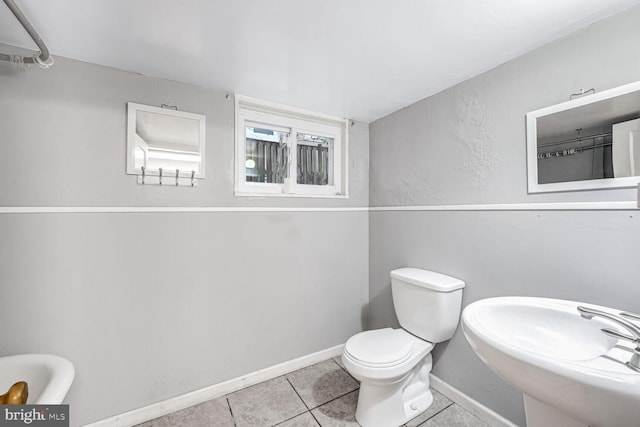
[[136, 168, 198, 187]]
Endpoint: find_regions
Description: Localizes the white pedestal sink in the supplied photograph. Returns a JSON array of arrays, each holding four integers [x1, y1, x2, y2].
[[462, 297, 640, 427], [0, 354, 75, 404]]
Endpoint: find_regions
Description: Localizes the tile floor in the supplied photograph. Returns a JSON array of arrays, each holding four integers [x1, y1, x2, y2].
[[137, 357, 488, 427]]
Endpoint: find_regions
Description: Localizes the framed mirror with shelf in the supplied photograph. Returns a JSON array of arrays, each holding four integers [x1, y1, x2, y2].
[[126, 103, 206, 186], [526, 81, 640, 193]]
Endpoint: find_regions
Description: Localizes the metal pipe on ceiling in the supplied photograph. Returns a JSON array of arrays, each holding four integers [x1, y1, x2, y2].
[[1, 0, 52, 67]]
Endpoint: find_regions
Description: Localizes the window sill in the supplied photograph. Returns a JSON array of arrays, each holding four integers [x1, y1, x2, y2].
[[234, 191, 349, 199]]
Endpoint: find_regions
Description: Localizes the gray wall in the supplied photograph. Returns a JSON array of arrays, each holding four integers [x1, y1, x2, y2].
[[0, 47, 369, 208], [368, 6, 640, 427], [0, 49, 369, 425]]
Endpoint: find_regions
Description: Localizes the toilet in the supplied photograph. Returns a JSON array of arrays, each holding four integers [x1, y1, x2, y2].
[[342, 268, 465, 427]]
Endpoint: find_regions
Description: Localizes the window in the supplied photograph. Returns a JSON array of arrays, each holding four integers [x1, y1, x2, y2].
[[235, 95, 348, 197]]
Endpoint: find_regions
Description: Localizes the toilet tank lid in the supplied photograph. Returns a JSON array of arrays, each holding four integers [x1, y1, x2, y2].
[[390, 268, 465, 291]]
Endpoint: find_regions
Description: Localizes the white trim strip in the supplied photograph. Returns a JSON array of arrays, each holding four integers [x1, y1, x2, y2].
[[84, 344, 345, 427], [430, 374, 518, 427], [83, 344, 516, 427], [234, 192, 348, 199], [0, 206, 368, 214], [1, 201, 637, 214], [371, 201, 638, 211]]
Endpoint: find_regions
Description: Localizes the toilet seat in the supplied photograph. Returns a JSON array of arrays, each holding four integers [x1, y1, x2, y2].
[[342, 328, 433, 382], [344, 328, 422, 368]]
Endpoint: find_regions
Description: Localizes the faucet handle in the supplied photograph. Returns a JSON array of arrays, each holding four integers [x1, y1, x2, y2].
[[620, 311, 640, 321], [601, 327, 640, 344], [601, 328, 640, 372]]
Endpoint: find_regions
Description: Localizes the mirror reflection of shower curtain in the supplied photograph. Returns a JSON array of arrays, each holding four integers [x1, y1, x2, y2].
[[590, 135, 613, 180], [613, 118, 640, 177], [632, 133, 639, 176]]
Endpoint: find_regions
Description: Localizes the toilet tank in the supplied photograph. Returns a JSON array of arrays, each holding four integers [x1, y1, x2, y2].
[[391, 268, 465, 343]]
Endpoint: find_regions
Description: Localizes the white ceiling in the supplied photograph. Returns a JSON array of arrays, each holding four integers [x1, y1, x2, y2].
[[1, 0, 639, 123]]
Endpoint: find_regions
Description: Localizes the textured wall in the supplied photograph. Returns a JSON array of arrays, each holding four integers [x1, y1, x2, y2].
[[368, 6, 640, 426], [370, 7, 640, 207], [0, 49, 369, 425]]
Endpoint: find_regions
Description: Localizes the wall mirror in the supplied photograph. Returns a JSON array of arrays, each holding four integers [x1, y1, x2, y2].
[[526, 81, 640, 193], [127, 103, 206, 186]]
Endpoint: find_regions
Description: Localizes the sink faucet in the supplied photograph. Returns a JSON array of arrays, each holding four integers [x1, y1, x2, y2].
[[577, 305, 640, 372]]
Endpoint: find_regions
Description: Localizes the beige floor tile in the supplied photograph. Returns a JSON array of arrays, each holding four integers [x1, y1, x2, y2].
[[135, 396, 234, 427], [421, 404, 488, 427], [333, 356, 346, 370], [227, 376, 307, 427], [311, 390, 360, 426], [286, 360, 359, 409], [275, 412, 321, 426], [135, 359, 486, 427], [406, 389, 454, 427]]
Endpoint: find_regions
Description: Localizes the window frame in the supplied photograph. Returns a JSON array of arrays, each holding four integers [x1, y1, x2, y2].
[[235, 95, 349, 198]]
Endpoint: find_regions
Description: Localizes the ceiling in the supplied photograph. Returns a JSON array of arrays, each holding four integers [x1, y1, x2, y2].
[[1, 0, 639, 123]]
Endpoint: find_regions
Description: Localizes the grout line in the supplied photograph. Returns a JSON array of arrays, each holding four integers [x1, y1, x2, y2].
[[299, 358, 359, 412], [270, 410, 312, 427], [415, 401, 455, 426], [284, 358, 359, 411], [285, 377, 311, 411], [329, 357, 358, 382], [328, 357, 343, 371], [308, 388, 359, 411], [225, 397, 236, 427], [308, 409, 322, 427], [269, 378, 315, 426], [416, 402, 490, 427], [282, 360, 357, 426]]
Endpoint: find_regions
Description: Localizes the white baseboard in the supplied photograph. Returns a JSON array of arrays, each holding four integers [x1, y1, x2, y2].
[[85, 344, 515, 427], [429, 374, 518, 427], [84, 344, 344, 427]]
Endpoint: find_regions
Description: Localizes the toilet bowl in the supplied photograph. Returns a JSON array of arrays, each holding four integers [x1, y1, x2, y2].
[[341, 268, 464, 427], [342, 328, 434, 427]]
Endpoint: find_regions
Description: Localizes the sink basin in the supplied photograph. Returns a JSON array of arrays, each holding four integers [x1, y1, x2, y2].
[[462, 297, 640, 427], [0, 354, 75, 404]]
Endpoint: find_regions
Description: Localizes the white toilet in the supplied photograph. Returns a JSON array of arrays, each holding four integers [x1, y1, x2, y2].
[[342, 268, 465, 427]]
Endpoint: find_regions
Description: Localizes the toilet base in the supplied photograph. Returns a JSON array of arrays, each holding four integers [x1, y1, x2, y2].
[[355, 354, 433, 427]]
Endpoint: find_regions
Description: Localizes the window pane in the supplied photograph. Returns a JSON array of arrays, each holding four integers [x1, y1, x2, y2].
[[297, 133, 334, 185], [245, 126, 289, 183]]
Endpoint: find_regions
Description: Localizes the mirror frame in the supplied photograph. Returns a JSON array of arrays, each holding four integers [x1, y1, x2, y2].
[[126, 102, 206, 178], [526, 80, 640, 193]]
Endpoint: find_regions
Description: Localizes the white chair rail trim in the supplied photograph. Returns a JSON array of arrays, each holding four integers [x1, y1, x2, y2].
[[0, 200, 637, 214]]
